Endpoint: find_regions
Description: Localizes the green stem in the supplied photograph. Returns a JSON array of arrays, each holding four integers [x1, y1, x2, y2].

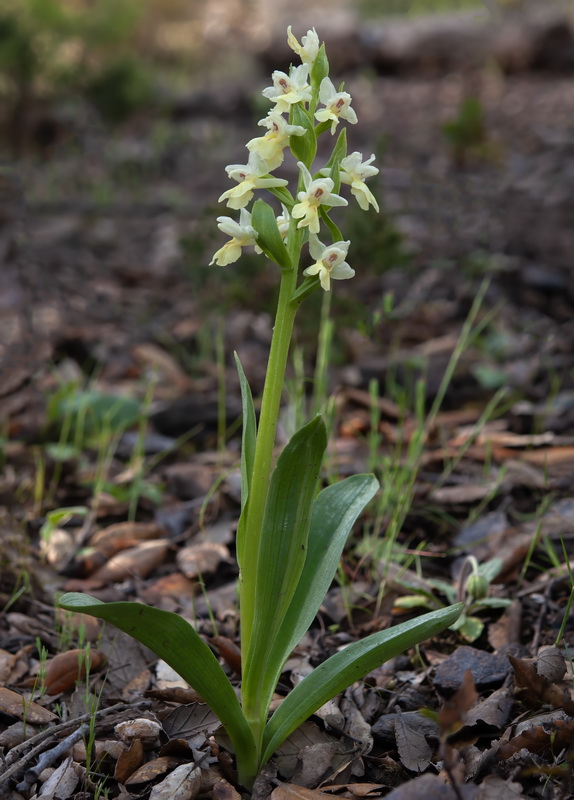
[[240, 263, 299, 678]]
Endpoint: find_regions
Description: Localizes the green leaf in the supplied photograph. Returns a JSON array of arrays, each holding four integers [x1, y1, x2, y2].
[[234, 352, 257, 515], [251, 199, 292, 271], [277, 474, 379, 662], [267, 186, 295, 210], [290, 275, 320, 306], [49, 388, 142, 439], [319, 207, 343, 243], [323, 128, 347, 184], [471, 597, 513, 609], [393, 595, 440, 611], [454, 615, 484, 643], [241, 416, 327, 730], [260, 603, 463, 766], [289, 104, 316, 167], [310, 43, 329, 109], [57, 593, 257, 768], [477, 557, 503, 583]]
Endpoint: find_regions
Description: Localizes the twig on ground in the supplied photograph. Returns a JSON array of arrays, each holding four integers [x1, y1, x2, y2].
[[1, 699, 152, 789]]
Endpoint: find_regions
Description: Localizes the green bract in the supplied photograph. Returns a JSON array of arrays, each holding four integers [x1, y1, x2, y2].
[[58, 25, 462, 790]]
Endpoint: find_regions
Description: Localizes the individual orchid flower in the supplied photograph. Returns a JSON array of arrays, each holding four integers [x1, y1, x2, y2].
[[292, 161, 347, 234], [218, 152, 288, 210], [262, 64, 312, 114], [276, 203, 291, 240], [314, 77, 358, 134], [339, 152, 380, 212], [287, 26, 320, 65], [246, 112, 306, 172], [209, 208, 259, 266], [303, 233, 354, 291]]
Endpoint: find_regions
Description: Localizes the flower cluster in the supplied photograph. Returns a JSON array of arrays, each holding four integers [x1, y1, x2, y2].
[[210, 26, 379, 291]]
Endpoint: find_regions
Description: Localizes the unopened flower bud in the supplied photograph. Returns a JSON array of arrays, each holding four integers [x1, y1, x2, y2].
[[465, 573, 489, 600]]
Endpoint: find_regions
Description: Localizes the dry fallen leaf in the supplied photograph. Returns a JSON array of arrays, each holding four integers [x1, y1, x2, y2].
[[212, 778, 242, 800], [495, 717, 574, 761], [509, 654, 574, 714], [44, 648, 107, 695], [148, 762, 202, 800], [35, 755, 79, 799], [176, 541, 230, 579], [114, 737, 144, 784], [271, 783, 338, 800], [439, 670, 478, 736], [89, 539, 169, 584], [0, 687, 58, 723], [395, 713, 435, 773], [125, 755, 184, 786]]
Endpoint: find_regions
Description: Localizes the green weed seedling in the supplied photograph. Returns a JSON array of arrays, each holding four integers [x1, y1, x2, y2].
[[59, 27, 462, 789], [395, 555, 511, 642]]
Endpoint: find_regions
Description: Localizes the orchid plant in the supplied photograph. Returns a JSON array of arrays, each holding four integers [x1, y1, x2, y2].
[[59, 27, 461, 789]]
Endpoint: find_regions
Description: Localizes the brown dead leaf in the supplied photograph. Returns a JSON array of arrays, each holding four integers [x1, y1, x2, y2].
[[36, 755, 79, 798], [0, 686, 58, 723], [54, 608, 101, 641], [212, 778, 242, 800], [176, 541, 230, 579], [144, 686, 204, 704], [212, 636, 242, 676], [459, 686, 514, 733], [45, 648, 107, 695], [90, 539, 169, 584], [91, 521, 166, 548], [536, 646, 567, 683], [509, 654, 574, 714], [115, 737, 144, 783], [141, 572, 197, 606], [149, 764, 202, 800], [439, 670, 478, 736], [125, 755, 183, 785], [395, 713, 435, 773], [321, 784, 386, 797], [370, 773, 480, 799], [495, 717, 574, 761], [271, 784, 337, 800], [430, 482, 499, 505], [487, 600, 522, 650]]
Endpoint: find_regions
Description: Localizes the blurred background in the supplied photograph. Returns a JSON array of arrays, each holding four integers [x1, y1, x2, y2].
[[2, 0, 574, 445]]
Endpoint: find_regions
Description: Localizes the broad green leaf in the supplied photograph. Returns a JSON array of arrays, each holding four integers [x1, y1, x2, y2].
[[276, 474, 379, 664], [234, 352, 257, 515], [250, 475, 378, 721], [251, 199, 292, 271], [57, 593, 256, 768], [260, 603, 463, 766], [289, 104, 316, 167], [453, 614, 484, 642], [241, 416, 327, 729]]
